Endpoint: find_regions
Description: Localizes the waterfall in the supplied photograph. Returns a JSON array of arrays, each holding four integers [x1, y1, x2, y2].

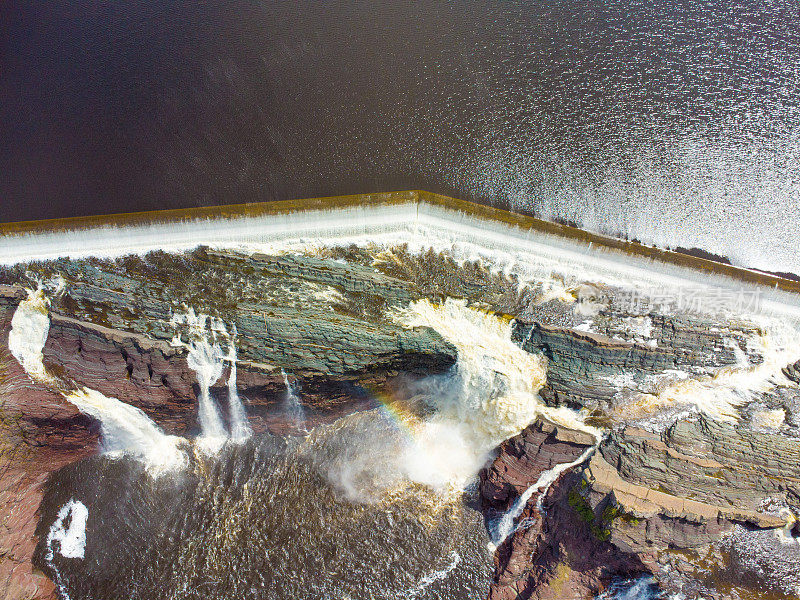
[[172, 309, 228, 450], [4, 202, 800, 321], [172, 310, 254, 448], [489, 442, 599, 549], [614, 323, 800, 424], [595, 576, 666, 600], [281, 369, 307, 433], [390, 298, 600, 491], [226, 325, 252, 442], [8, 287, 57, 384], [8, 287, 186, 474], [65, 388, 187, 473]]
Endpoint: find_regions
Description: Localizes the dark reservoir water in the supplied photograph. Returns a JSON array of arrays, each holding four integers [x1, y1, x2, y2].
[[2, 0, 799, 270]]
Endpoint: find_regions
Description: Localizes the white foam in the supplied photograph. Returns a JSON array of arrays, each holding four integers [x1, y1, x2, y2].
[[391, 299, 600, 491], [8, 287, 57, 384], [45, 499, 89, 600], [404, 551, 461, 598], [64, 388, 187, 474], [46, 499, 88, 560], [8, 290, 187, 475], [171, 309, 228, 450]]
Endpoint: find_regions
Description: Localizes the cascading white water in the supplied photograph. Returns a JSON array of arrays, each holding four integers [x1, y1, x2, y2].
[[3, 202, 799, 321], [281, 369, 307, 434], [226, 325, 252, 442], [45, 499, 89, 600], [172, 310, 253, 448], [404, 551, 461, 599], [64, 388, 187, 474], [595, 576, 675, 600], [171, 309, 228, 450], [390, 298, 600, 491], [775, 508, 800, 547], [489, 442, 599, 549], [8, 287, 57, 384], [8, 287, 186, 475], [614, 321, 800, 423]]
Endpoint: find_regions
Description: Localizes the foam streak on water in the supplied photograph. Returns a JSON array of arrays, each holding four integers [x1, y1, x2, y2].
[[45, 499, 88, 600], [404, 551, 461, 599]]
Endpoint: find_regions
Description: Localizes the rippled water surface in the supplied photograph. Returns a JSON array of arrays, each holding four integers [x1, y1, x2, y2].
[[3, 1, 800, 272], [36, 412, 492, 600]]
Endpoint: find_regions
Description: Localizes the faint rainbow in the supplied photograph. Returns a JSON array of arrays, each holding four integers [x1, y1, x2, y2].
[[368, 387, 419, 445]]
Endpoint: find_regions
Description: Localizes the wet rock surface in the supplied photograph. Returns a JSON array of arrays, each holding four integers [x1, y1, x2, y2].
[[2, 247, 800, 600], [1, 250, 458, 437], [480, 418, 647, 600], [512, 315, 761, 412], [0, 307, 97, 600], [483, 413, 800, 599], [0, 251, 460, 600]]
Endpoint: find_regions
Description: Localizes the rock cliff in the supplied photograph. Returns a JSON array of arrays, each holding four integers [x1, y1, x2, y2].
[[0, 250, 459, 600], [481, 414, 800, 599]]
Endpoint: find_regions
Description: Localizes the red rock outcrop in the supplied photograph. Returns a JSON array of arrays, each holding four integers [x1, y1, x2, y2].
[[0, 299, 97, 600], [480, 417, 647, 600]]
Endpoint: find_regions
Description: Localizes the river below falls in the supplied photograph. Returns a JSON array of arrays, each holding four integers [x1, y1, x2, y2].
[[34, 410, 492, 600]]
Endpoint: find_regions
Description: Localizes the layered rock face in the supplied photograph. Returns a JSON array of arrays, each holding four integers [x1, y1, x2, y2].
[[0, 301, 97, 600], [482, 412, 800, 599], [0, 249, 459, 600], [512, 316, 760, 412], [480, 418, 647, 600], [0, 249, 457, 437], [483, 285, 800, 599], [2, 244, 799, 600]]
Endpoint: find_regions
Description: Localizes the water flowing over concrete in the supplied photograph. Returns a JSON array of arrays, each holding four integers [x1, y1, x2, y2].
[[2, 194, 799, 320]]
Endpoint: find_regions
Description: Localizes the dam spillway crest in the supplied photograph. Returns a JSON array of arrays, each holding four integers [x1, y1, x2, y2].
[[0, 193, 799, 600]]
